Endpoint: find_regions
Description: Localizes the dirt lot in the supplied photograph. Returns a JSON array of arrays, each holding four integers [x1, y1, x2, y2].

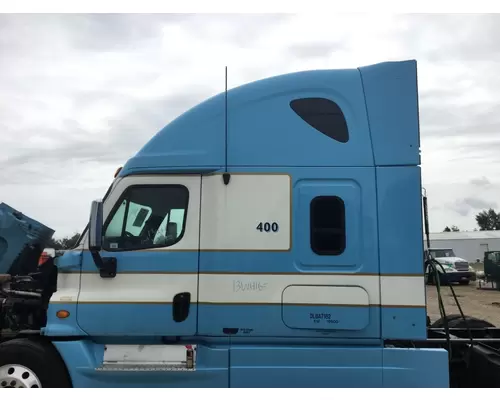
[[426, 282, 500, 326]]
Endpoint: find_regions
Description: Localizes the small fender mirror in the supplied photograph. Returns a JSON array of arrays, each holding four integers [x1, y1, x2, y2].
[[89, 200, 103, 251]]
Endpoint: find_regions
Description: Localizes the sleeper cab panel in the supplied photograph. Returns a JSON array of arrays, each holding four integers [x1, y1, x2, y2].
[[227, 69, 373, 168], [228, 347, 449, 388], [229, 346, 383, 388], [281, 285, 370, 331], [292, 167, 379, 274], [294, 177, 363, 269], [376, 166, 424, 276], [382, 347, 449, 388], [359, 59, 420, 166], [376, 165, 427, 340]]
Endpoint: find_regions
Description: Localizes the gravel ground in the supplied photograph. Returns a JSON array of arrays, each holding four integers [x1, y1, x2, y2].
[[426, 282, 500, 326]]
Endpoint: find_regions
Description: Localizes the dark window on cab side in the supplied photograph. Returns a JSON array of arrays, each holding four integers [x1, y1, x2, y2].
[[290, 97, 349, 143], [102, 185, 189, 252], [310, 196, 346, 255]]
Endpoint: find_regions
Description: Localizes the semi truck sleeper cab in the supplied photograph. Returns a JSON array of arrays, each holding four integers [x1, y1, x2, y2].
[[2, 59, 492, 388]]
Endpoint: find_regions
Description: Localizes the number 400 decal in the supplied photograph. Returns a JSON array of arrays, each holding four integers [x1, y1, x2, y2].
[[256, 222, 279, 232]]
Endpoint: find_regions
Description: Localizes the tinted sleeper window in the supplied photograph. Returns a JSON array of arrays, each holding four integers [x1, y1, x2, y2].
[[310, 196, 346, 255], [290, 97, 349, 143]]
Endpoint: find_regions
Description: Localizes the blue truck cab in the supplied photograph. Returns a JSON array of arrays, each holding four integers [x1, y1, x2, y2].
[[0, 60, 452, 388]]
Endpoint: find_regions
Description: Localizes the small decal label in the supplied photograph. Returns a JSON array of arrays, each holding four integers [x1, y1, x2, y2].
[[309, 313, 339, 324], [233, 280, 268, 292]]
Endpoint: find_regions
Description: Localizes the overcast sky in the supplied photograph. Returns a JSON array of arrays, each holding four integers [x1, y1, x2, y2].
[[1, 13, 500, 237]]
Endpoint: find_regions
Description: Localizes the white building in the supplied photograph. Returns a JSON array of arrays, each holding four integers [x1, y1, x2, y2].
[[425, 231, 500, 263]]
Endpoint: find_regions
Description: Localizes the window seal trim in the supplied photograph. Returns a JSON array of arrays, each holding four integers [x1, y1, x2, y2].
[[101, 183, 190, 253]]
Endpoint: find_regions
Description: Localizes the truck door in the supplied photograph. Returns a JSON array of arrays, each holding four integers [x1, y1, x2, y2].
[[77, 175, 201, 337]]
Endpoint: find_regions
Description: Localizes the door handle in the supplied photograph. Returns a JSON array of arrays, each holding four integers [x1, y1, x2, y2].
[[172, 292, 191, 322]]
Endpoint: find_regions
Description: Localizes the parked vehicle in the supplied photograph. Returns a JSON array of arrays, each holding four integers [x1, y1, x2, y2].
[[424, 248, 477, 285]]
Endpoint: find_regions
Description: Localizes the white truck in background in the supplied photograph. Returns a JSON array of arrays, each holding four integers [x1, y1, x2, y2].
[[424, 248, 477, 285]]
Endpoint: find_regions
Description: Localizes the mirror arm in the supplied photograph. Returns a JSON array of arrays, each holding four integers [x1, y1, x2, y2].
[[90, 243, 117, 279], [90, 250, 103, 270], [95, 253, 117, 279]]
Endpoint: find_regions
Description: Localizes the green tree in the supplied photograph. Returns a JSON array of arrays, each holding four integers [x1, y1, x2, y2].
[[475, 208, 500, 231], [46, 233, 81, 250]]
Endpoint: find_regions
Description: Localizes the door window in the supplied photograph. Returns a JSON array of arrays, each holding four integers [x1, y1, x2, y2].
[[103, 185, 189, 251]]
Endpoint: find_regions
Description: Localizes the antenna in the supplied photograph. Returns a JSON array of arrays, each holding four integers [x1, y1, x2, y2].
[[223, 66, 230, 185]]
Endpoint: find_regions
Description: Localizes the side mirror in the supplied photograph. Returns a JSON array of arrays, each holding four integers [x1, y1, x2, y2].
[[89, 200, 103, 251], [88, 200, 117, 279]]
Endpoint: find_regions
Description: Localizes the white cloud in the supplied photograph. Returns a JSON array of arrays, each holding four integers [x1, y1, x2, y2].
[[1, 13, 500, 237]]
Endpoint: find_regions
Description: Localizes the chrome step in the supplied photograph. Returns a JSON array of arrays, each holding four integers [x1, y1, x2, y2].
[[96, 344, 197, 372], [96, 363, 196, 372]]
